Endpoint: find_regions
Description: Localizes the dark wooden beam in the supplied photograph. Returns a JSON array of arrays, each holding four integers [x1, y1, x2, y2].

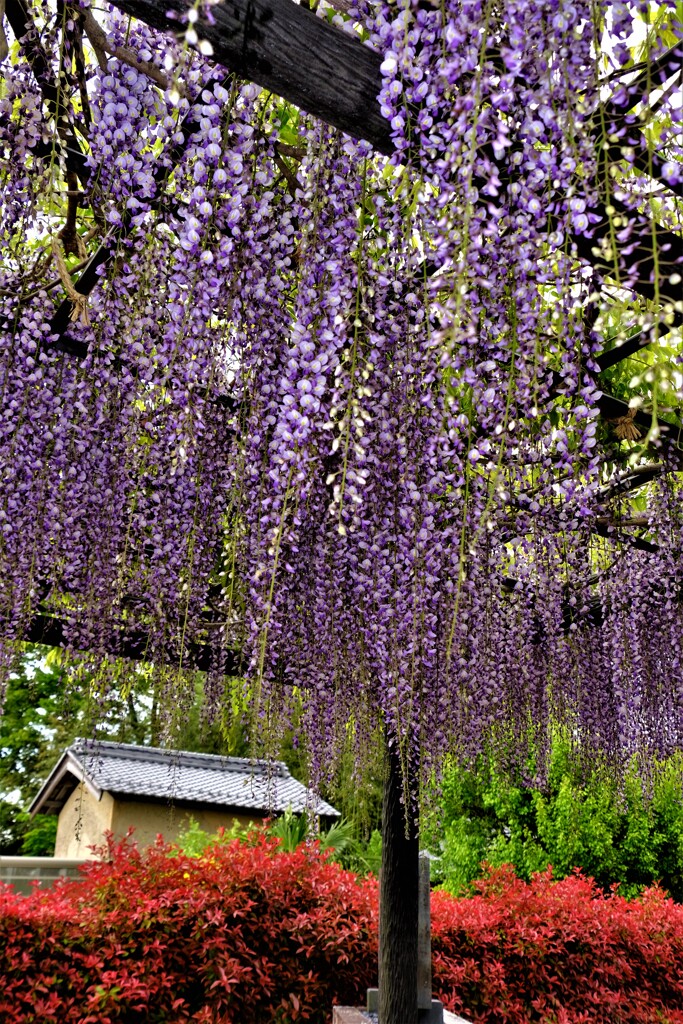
[[592, 519, 658, 554], [602, 41, 683, 120], [24, 611, 243, 674], [597, 326, 669, 372], [596, 387, 682, 446], [598, 389, 657, 428], [594, 42, 683, 200], [107, 0, 392, 152], [621, 147, 683, 201], [570, 196, 682, 312], [597, 462, 665, 501]]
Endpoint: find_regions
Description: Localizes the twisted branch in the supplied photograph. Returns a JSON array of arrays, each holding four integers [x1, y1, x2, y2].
[[52, 237, 90, 326], [80, 6, 176, 93]]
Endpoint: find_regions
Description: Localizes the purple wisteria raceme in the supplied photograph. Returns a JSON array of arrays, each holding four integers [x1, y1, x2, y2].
[[0, 0, 681, 796]]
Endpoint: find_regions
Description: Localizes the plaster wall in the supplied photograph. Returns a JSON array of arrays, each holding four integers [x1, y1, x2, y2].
[[109, 799, 262, 849], [54, 786, 264, 856], [54, 785, 115, 859]]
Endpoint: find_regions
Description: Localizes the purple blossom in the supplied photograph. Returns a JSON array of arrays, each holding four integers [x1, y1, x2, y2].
[[0, 0, 680, 797]]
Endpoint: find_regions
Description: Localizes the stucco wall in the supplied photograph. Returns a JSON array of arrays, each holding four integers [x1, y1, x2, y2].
[[54, 785, 115, 859], [109, 800, 261, 850], [54, 786, 263, 857]]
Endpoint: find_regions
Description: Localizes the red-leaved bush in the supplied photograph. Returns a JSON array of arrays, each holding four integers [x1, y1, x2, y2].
[[3, 842, 683, 1023], [431, 866, 683, 1024], [0, 833, 377, 1023]]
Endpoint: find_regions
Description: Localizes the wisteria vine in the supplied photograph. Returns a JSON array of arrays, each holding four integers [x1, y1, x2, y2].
[[0, 0, 682, 802]]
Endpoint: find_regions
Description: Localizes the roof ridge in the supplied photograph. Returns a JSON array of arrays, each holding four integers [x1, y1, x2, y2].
[[70, 739, 290, 777]]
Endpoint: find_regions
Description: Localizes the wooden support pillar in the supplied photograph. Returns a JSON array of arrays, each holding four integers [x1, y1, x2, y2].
[[378, 741, 419, 1024], [417, 852, 432, 1011]]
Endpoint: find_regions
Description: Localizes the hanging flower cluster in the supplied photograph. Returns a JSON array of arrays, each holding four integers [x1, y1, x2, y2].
[[0, 0, 681, 795]]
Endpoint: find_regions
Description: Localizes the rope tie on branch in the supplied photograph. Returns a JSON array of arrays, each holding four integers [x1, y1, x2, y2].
[[52, 237, 90, 326], [608, 406, 642, 441]]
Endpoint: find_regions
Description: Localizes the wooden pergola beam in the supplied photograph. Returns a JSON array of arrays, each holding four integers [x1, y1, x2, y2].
[[109, 0, 391, 151], [24, 611, 243, 674], [602, 40, 683, 120], [596, 326, 673, 373]]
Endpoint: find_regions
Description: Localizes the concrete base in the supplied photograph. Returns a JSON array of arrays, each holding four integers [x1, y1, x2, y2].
[[366, 989, 444, 1023], [333, 1005, 472, 1024]]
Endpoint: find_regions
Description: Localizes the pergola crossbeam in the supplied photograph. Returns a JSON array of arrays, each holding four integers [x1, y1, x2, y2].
[[109, 0, 390, 150], [24, 612, 243, 674]]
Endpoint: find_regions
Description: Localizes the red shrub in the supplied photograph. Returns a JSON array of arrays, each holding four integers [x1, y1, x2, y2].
[[3, 846, 683, 1023], [432, 865, 683, 1024], [0, 833, 377, 1024]]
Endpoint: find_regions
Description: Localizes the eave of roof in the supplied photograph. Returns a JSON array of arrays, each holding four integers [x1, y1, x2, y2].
[[28, 750, 103, 816]]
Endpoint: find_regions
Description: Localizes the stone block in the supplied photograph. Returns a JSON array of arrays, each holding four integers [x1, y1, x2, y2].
[[419, 999, 445, 1023], [332, 1008, 371, 1024]]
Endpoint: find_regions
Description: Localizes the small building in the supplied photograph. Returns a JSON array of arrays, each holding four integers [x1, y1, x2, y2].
[[29, 739, 339, 858]]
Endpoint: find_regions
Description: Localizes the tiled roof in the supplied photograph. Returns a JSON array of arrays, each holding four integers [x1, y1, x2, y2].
[[30, 740, 339, 818]]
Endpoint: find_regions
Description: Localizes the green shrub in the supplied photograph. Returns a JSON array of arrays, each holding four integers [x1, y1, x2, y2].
[[0, 803, 57, 856], [436, 745, 683, 899], [175, 816, 253, 856], [176, 811, 382, 875]]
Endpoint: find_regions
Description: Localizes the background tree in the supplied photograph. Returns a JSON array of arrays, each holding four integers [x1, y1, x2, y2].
[[433, 742, 683, 901]]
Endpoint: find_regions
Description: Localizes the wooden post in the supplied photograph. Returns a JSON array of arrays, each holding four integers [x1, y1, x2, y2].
[[378, 741, 419, 1024], [417, 852, 432, 1011]]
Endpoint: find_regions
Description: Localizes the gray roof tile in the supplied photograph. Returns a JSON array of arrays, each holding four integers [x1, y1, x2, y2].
[[31, 740, 339, 818]]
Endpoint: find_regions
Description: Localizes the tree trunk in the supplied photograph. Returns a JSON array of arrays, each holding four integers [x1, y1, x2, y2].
[[379, 740, 419, 1024]]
